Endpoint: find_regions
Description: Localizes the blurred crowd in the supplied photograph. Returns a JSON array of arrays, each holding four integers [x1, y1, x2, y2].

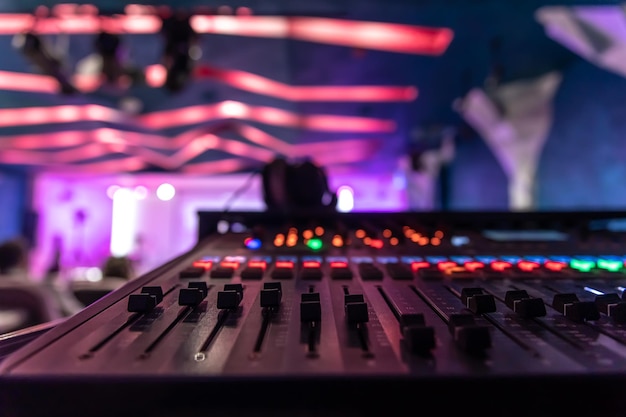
[[0, 237, 137, 334]]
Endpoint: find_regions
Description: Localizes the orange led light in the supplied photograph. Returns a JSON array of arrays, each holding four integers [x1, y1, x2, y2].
[[545, 261, 567, 272], [221, 261, 239, 269], [192, 261, 213, 269], [275, 261, 294, 268], [315, 226, 324, 236], [518, 261, 540, 272], [355, 229, 366, 239], [491, 261, 512, 271], [464, 261, 485, 272], [383, 229, 392, 238], [303, 261, 321, 268], [411, 261, 430, 272], [437, 261, 457, 271], [249, 261, 267, 269], [430, 237, 441, 246], [330, 261, 348, 268], [370, 239, 383, 249], [303, 230, 314, 239], [389, 237, 399, 246]]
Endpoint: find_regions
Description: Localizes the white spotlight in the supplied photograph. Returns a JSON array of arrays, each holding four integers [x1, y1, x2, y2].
[[337, 185, 355, 212], [156, 183, 176, 201]]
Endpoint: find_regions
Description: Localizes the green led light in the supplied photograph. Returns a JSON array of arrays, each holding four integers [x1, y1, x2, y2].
[[597, 258, 623, 272], [570, 259, 595, 272], [307, 238, 323, 251]]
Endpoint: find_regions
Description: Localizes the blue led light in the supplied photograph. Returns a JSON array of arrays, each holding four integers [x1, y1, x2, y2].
[[245, 238, 262, 250]]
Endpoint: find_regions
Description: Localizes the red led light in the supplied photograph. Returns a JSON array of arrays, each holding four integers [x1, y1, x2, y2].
[[544, 261, 567, 272], [518, 261, 540, 272], [303, 261, 321, 268], [464, 261, 485, 272], [192, 261, 213, 269], [411, 261, 430, 272], [491, 261, 512, 272], [330, 261, 348, 268], [370, 239, 383, 249], [275, 261, 294, 268], [437, 261, 457, 271], [221, 261, 239, 269], [249, 261, 267, 269]]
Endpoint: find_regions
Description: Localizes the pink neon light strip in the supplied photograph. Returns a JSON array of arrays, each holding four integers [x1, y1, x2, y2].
[[138, 101, 396, 132], [0, 104, 126, 128], [0, 14, 452, 55], [192, 65, 418, 101], [0, 68, 417, 103]]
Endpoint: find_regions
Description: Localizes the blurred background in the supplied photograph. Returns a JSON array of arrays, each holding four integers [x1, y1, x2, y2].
[[0, 0, 625, 299]]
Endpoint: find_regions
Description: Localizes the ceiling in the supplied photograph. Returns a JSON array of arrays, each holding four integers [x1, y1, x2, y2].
[[0, 0, 611, 175]]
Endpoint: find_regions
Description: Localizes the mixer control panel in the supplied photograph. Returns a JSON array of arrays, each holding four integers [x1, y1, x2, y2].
[[3, 211, 626, 416]]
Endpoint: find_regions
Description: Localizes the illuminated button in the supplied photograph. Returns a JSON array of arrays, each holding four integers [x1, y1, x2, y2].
[[597, 258, 623, 272], [489, 261, 512, 272], [179, 266, 205, 279], [437, 261, 457, 271], [300, 261, 323, 280], [330, 262, 353, 280], [141, 286, 163, 304], [464, 262, 485, 272], [127, 294, 156, 313], [192, 260, 213, 269], [544, 261, 567, 272], [411, 261, 430, 272], [517, 261, 540, 272], [570, 259, 595, 272]]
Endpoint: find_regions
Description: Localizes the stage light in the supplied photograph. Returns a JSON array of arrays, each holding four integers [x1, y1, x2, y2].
[[160, 11, 200, 92], [336, 185, 355, 212], [13, 31, 77, 94], [133, 185, 148, 200], [110, 188, 137, 257], [156, 183, 176, 201]]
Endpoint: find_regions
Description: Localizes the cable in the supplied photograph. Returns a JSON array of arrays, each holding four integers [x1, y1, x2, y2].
[[220, 169, 261, 214]]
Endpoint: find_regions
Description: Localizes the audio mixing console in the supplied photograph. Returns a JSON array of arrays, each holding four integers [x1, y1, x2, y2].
[[3, 210, 626, 417]]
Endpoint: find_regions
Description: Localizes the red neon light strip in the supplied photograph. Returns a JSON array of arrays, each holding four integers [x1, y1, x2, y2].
[[411, 261, 430, 272], [192, 261, 213, 269], [303, 261, 321, 268], [221, 261, 239, 269], [330, 261, 348, 268], [275, 261, 294, 268], [0, 15, 451, 55]]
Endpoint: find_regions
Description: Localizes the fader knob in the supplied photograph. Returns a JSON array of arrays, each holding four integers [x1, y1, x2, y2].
[[140, 286, 163, 304], [448, 313, 491, 353], [127, 294, 156, 313]]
